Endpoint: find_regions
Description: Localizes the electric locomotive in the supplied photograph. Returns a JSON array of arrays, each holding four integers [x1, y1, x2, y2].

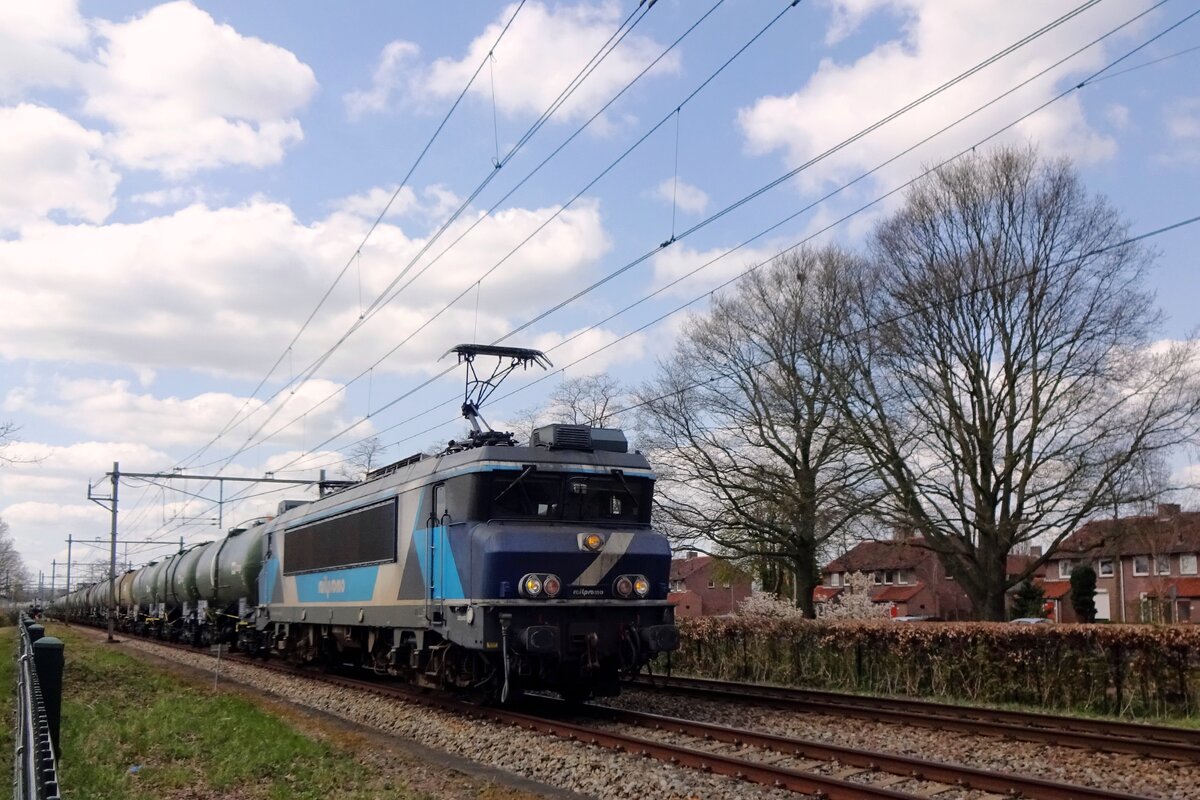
[[255, 345, 679, 700]]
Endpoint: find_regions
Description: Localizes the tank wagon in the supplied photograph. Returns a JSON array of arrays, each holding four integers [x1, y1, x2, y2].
[[52, 345, 680, 701]]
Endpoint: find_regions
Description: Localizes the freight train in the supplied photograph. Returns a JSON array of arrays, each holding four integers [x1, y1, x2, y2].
[[52, 345, 679, 701]]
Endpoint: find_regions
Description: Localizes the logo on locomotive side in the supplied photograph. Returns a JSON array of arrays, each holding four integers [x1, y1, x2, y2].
[[318, 577, 346, 597], [570, 587, 604, 597]]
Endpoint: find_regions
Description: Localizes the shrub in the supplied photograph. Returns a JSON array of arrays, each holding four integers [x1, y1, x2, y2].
[[671, 617, 1200, 718]]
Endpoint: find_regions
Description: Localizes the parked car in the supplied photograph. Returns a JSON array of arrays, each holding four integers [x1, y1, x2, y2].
[[1011, 617, 1054, 624]]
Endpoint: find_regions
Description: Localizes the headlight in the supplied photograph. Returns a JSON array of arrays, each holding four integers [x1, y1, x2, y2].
[[615, 575, 633, 597], [522, 574, 543, 597], [633, 576, 650, 597], [543, 574, 562, 597], [582, 533, 604, 552]]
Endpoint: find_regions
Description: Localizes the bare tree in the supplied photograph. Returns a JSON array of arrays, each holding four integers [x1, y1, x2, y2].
[[0, 421, 33, 466], [340, 436, 389, 481], [0, 517, 29, 599], [834, 146, 1200, 620], [546, 374, 626, 428], [639, 247, 880, 617]]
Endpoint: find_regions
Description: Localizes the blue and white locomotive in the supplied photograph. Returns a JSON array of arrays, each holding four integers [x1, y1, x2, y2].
[[57, 345, 680, 701]]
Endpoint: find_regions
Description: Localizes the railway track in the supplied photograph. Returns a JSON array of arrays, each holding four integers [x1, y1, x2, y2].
[[632, 673, 1200, 763], [109, 631, 1163, 800]]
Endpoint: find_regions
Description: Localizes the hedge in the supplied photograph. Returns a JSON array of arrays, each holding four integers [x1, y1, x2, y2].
[[670, 617, 1200, 719]]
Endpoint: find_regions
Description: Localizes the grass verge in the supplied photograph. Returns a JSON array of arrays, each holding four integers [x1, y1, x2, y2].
[[1, 626, 14, 791], [46, 624, 438, 800]]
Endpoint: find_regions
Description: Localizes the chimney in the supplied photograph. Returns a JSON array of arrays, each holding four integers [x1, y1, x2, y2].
[[1029, 545, 1043, 558], [1157, 503, 1182, 520], [893, 524, 914, 542]]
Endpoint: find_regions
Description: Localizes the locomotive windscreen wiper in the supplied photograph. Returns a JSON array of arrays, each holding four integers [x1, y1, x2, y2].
[[493, 465, 536, 506], [610, 469, 640, 514]]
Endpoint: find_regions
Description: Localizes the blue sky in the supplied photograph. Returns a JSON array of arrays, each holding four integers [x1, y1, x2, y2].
[[1, 0, 1198, 586]]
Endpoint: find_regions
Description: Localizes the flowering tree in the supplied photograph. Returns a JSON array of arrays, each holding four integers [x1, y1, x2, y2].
[[736, 591, 807, 619], [817, 571, 894, 620]]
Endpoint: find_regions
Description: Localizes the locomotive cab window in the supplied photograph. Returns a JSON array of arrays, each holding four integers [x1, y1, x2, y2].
[[489, 470, 652, 524]]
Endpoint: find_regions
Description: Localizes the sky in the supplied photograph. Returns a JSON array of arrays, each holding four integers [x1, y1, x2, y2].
[[1, 0, 1198, 591]]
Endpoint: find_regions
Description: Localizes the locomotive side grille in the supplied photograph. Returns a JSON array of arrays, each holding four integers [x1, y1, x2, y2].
[[283, 498, 397, 575]]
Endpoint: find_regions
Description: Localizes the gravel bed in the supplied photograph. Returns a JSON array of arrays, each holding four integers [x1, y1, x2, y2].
[[584, 722, 990, 800], [598, 687, 1200, 799], [117, 639, 802, 800]]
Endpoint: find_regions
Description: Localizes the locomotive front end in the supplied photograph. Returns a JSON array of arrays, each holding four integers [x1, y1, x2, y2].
[[448, 425, 679, 699]]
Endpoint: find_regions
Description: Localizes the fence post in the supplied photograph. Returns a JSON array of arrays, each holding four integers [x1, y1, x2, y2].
[[28, 623, 45, 642], [33, 636, 65, 756]]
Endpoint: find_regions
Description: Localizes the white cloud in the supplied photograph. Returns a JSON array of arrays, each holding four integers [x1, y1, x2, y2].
[[653, 177, 709, 215], [534, 326, 646, 375], [331, 184, 461, 224], [0, 104, 119, 230], [1166, 98, 1200, 139], [1105, 103, 1131, 130], [1164, 98, 1200, 165], [650, 241, 779, 297], [84, 1, 317, 175], [0, 0, 89, 97], [0, 440, 171, 503], [0, 195, 610, 379], [350, 2, 678, 122], [5, 377, 360, 449], [344, 40, 420, 119], [130, 186, 210, 208], [738, 1, 1134, 194]]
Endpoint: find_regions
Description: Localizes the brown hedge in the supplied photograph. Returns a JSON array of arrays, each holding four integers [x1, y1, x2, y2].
[[671, 617, 1200, 718]]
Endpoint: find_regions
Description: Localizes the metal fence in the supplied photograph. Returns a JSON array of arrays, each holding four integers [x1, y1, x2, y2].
[[13, 615, 61, 800]]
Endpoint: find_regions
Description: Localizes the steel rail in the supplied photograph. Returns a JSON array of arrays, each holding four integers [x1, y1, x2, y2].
[[571, 700, 1152, 800], [633, 674, 1200, 762]]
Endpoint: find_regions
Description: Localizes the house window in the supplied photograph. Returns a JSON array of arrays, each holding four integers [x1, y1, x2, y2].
[[1179, 600, 1193, 623], [1154, 554, 1171, 576], [1133, 555, 1150, 576], [1098, 559, 1114, 578], [1058, 560, 1073, 579], [669, 580, 683, 592], [873, 571, 883, 585], [722, 582, 731, 589], [707, 580, 716, 589], [1181, 554, 1198, 576], [897, 571, 908, 585], [830, 573, 841, 587], [884, 570, 895, 585]]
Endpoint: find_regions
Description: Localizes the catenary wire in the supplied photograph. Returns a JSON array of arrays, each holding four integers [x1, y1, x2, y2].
[[178, 1, 532, 472], [133, 1, 667, 541], [187, 0, 732, 475], [254, 0, 1110, 473], [183, 1, 659, 473], [289, 0, 1192, 472]]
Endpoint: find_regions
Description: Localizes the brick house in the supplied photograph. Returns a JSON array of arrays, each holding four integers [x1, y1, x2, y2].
[[668, 553, 752, 617], [1044, 504, 1200, 623], [819, 534, 1042, 619]]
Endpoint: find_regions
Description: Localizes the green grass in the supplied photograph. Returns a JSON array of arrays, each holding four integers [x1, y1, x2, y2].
[[43, 625, 436, 800], [1, 626, 15, 792]]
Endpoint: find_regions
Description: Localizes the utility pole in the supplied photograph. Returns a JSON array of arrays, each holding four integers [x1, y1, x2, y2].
[[65, 535, 72, 595], [87, 461, 119, 642], [50, 560, 56, 602]]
